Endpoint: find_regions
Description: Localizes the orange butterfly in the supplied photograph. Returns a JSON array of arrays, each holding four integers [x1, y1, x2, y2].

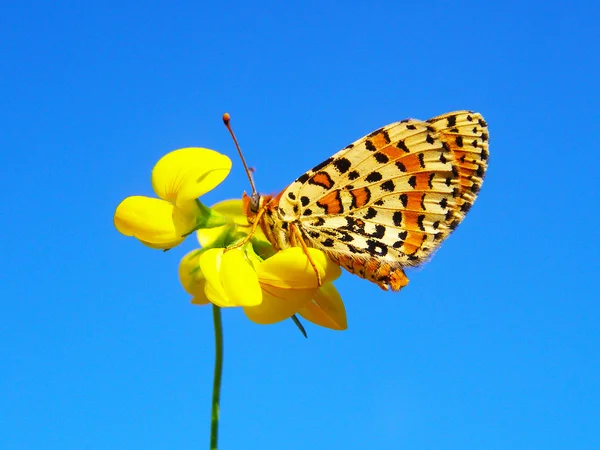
[[226, 111, 488, 291]]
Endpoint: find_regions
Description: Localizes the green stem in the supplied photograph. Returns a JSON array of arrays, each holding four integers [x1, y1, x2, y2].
[[210, 305, 223, 450]]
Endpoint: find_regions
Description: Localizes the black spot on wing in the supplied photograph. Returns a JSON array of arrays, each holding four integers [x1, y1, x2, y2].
[[312, 217, 325, 226], [428, 173, 435, 188], [364, 207, 378, 219], [321, 238, 335, 247], [399, 194, 408, 208], [367, 127, 383, 138], [396, 140, 410, 153], [296, 173, 309, 183], [380, 180, 395, 192], [365, 171, 383, 183], [374, 152, 389, 163], [371, 224, 385, 239], [333, 157, 351, 174], [343, 216, 366, 234], [340, 232, 354, 242], [366, 239, 388, 256], [311, 157, 334, 172]]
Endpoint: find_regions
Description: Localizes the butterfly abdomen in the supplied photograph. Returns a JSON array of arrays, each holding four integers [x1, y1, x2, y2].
[[328, 253, 409, 291]]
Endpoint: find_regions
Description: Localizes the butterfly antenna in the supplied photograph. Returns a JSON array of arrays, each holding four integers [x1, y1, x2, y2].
[[223, 113, 257, 195]]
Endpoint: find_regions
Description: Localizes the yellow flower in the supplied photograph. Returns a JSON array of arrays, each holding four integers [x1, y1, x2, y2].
[[114, 148, 231, 249], [196, 199, 273, 258], [180, 244, 347, 330]]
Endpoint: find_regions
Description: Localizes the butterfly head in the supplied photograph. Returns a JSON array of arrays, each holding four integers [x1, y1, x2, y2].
[[242, 191, 265, 224], [242, 191, 275, 224]]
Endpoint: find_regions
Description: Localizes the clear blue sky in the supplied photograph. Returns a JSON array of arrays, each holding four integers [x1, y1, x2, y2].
[[2, 1, 599, 448]]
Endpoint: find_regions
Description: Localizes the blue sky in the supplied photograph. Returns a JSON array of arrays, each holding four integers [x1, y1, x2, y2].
[[1, 0, 599, 448]]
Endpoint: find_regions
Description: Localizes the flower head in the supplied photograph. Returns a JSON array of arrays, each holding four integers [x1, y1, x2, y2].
[[114, 148, 231, 249], [180, 199, 348, 330]]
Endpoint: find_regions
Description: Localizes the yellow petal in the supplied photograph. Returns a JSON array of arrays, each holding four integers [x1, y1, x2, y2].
[[210, 199, 249, 226], [152, 148, 231, 206], [298, 283, 347, 330], [196, 224, 229, 249], [244, 285, 314, 324], [220, 249, 262, 307], [179, 250, 210, 305], [199, 248, 231, 307], [114, 196, 198, 248], [256, 247, 342, 289], [199, 248, 262, 307]]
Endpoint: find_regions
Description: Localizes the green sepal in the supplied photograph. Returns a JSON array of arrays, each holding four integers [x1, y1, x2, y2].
[[195, 200, 228, 229]]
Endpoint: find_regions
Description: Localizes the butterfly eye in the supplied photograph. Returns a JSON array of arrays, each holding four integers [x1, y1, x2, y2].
[[249, 193, 261, 214]]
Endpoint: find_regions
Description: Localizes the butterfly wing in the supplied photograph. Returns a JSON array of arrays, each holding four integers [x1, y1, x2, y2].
[[274, 111, 489, 290]]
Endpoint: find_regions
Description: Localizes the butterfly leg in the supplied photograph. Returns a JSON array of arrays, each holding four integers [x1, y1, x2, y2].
[[290, 223, 322, 287], [225, 206, 267, 252]]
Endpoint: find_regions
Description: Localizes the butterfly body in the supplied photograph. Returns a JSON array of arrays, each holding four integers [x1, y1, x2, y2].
[[244, 111, 489, 291]]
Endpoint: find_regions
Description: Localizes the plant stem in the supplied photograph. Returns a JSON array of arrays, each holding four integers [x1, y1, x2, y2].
[[210, 305, 223, 450]]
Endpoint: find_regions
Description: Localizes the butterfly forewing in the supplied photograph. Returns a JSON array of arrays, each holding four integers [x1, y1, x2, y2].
[[263, 110, 489, 290]]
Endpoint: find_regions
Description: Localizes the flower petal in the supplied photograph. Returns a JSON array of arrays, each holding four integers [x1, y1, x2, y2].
[[152, 148, 232, 205], [196, 224, 230, 249], [256, 247, 342, 289], [210, 199, 250, 226], [199, 248, 232, 307], [199, 248, 262, 307], [179, 250, 210, 305], [220, 249, 262, 307], [298, 283, 347, 330], [114, 196, 198, 248], [244, 286, 314, 324]]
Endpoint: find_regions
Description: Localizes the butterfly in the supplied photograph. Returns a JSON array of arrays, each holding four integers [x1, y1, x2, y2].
[[230, 111, 488, 291]]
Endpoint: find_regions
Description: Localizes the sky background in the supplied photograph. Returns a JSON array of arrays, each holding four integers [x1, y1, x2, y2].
[[1, 0, 599, 449]]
